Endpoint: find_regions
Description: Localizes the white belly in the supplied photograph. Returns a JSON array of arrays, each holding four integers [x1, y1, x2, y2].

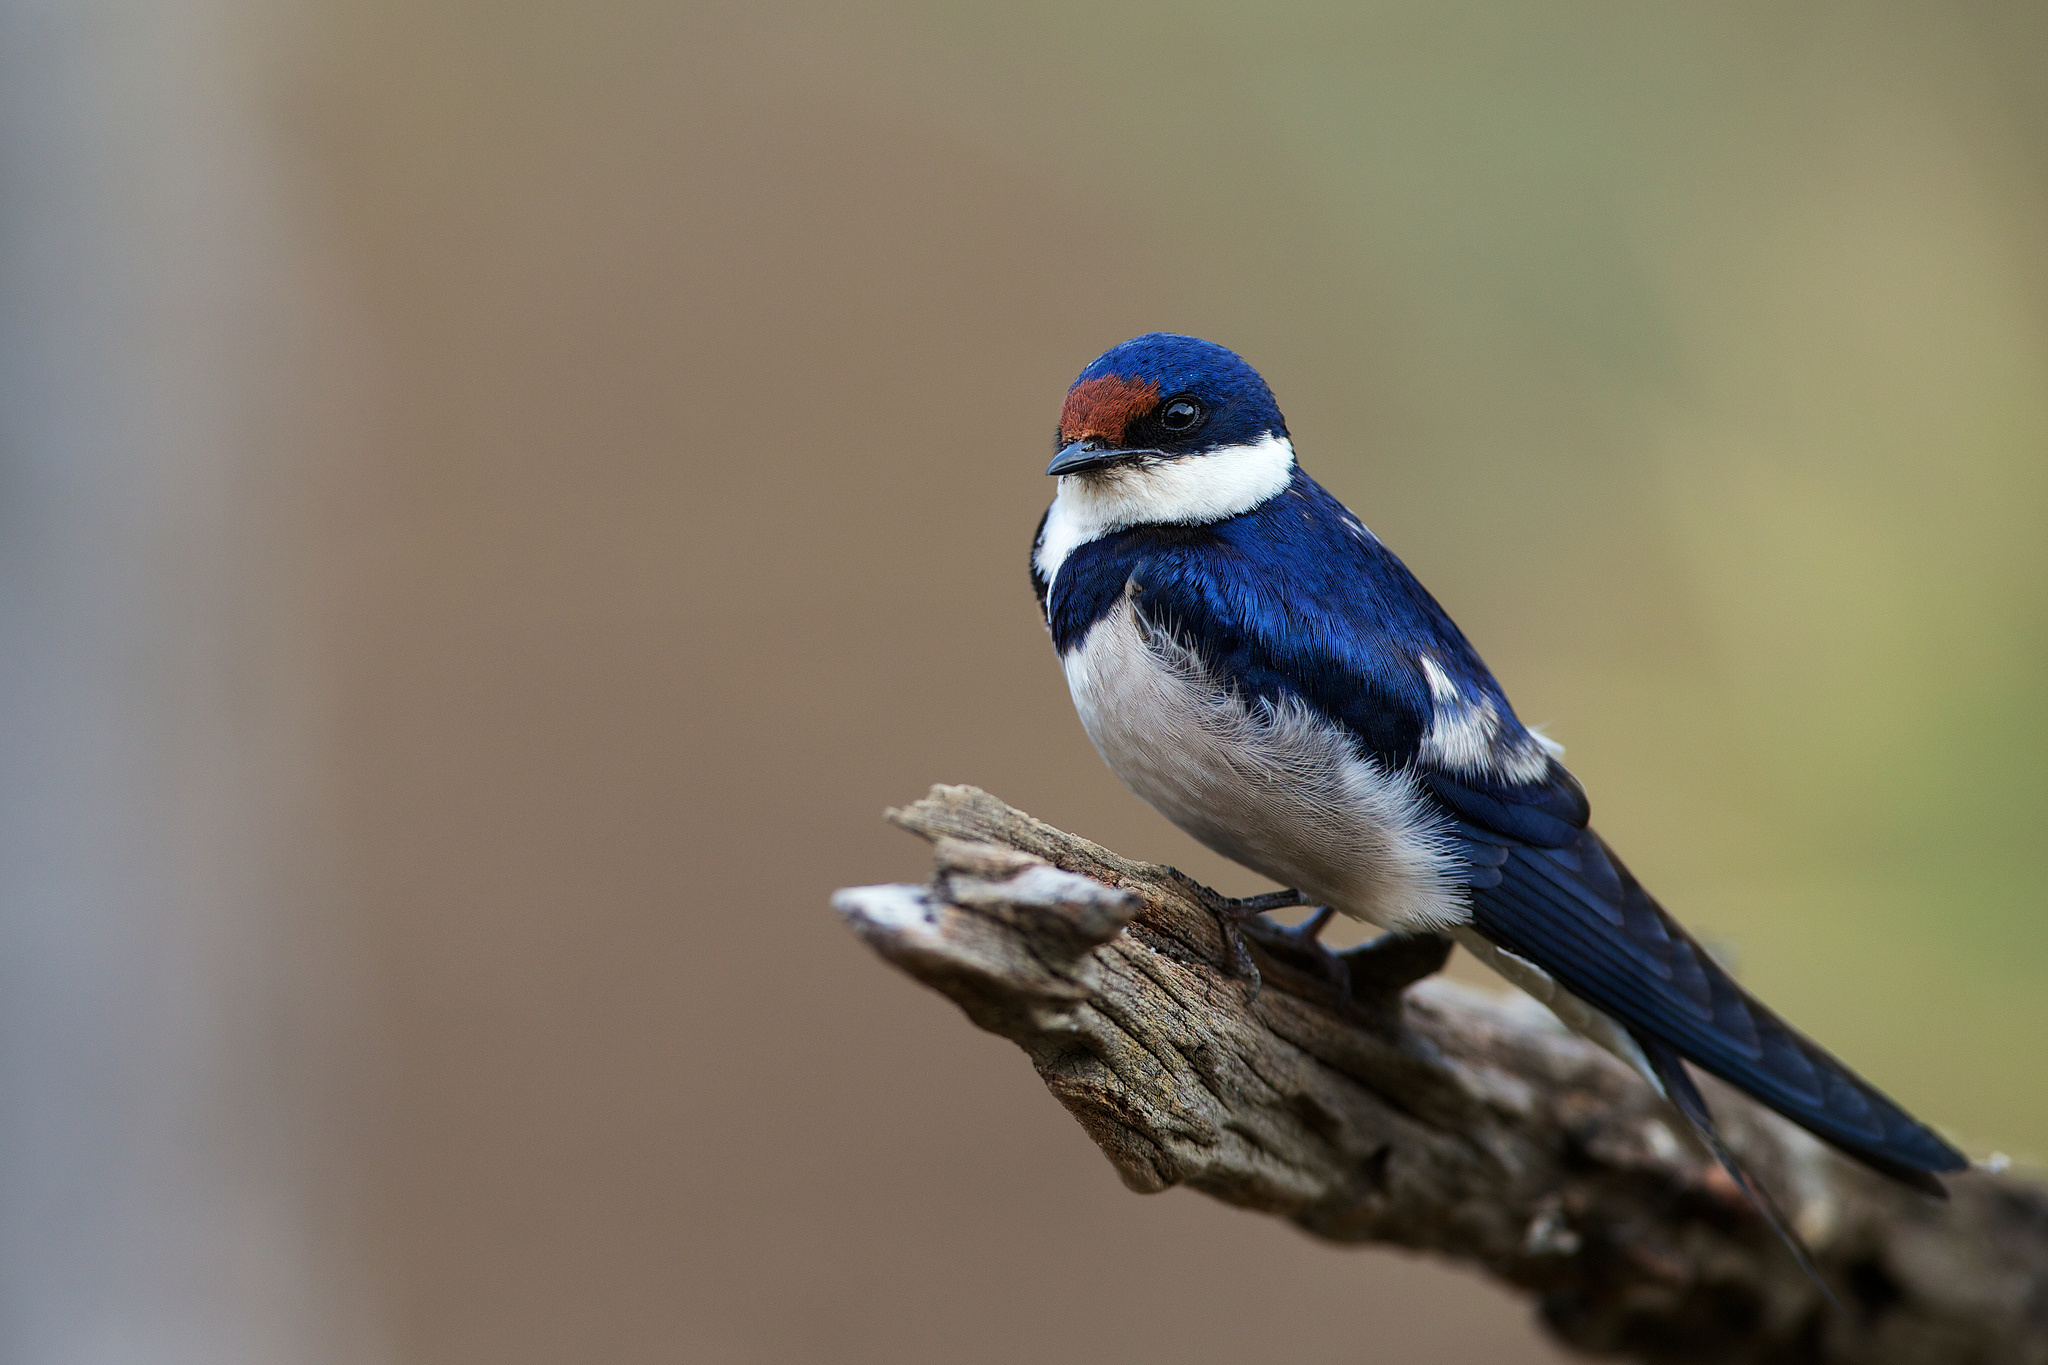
[[1061, 599, 1666, 1086], [1062, 598, 1468, 934]]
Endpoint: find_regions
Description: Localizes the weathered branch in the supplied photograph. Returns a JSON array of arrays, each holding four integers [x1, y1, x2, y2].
[[834, 785, 2048, 1364]]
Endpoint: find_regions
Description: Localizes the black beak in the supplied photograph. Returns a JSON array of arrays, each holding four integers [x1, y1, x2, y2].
[[1045, 440, 1161, 477]]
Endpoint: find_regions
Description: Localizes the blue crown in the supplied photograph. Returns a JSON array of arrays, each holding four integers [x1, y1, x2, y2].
[[1069, 334, 1288, 451]]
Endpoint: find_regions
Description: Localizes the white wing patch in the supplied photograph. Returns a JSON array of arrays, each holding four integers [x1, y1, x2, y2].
[[1417, 652, 1553, 782], [1063, 595, 1468, 934], [1034, 432, 1295, 588]]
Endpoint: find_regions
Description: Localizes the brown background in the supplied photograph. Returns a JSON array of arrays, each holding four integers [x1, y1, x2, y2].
[[6, 3, 2047, 1362]]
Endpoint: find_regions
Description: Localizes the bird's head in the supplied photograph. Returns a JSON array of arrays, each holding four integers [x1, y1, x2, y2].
[[1047, 334, 1289, 478]]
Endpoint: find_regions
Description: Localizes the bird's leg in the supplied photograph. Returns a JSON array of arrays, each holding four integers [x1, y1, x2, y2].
[[1271, 905, 1339, 946], [1185, 887, 1310, 997], [1337, 931, 1454, 998], [1182, 876, 1453, 1009], [1209, 888, 1313, 915], [1198, 888, 1361, 1003], [1243, 906, 1352, 997]]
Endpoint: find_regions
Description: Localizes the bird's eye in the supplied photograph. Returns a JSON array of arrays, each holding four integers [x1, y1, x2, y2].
[[1160, 398, 1203, 431]]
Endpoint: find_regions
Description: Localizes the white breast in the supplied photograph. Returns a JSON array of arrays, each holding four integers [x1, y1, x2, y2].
[[1063, 596, 1468, 934]]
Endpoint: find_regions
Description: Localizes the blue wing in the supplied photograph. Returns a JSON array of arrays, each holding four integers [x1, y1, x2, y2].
[[1414, 694, 1965, 1186], [1051, 477, 1966, 1191], [1455, 813, 1966, 1190]]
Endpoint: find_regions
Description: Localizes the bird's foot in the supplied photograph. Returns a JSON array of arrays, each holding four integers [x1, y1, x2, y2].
[[1207, 888, 1314, 916], [1241, 906, 1351, 1000], [1183, 887, 1453, 1008], [1186, 887, 1311, 998], [1338, 931, 1454, 998]]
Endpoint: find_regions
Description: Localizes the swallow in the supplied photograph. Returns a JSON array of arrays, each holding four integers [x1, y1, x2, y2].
[[1029, 333, 1967, 1265]]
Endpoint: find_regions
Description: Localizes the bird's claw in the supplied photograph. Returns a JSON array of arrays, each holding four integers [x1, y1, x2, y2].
[[1203, 887, 1313, 917], [1188, 886, 1311, 1000], [1188, 887, 1354, 1003], [1252, 906, 1351, 999], [1338, 930, 1454, 996], [1184, 887, 1450, 1008]]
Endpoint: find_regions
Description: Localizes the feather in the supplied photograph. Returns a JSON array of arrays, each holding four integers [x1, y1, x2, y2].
[[1034, 438, 1964, 1196]]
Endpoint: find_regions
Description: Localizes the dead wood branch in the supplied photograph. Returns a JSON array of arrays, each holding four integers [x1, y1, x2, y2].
[[833, 785, 2048, 1364]]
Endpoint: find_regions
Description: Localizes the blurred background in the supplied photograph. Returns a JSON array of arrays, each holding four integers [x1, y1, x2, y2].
[[3, 1, 2045, 1361]]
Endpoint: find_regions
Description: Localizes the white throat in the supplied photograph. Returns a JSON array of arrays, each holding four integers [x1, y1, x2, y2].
[[1034, 432, 1296, 586]]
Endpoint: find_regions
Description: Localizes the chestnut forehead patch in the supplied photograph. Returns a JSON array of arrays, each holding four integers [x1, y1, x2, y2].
[[1059, 375, 1161, 445]]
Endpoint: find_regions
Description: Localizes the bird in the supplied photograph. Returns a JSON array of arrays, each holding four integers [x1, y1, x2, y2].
[[1028, 332, 1968, 1250]]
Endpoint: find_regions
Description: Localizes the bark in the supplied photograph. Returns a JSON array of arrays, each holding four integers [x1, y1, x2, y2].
[[834, 785, 2048, 1364]]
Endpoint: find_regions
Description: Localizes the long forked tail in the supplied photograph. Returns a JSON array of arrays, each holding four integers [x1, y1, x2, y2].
[[1632, 1029, 1840, 1310], [1463, 825, 1967, 1194]]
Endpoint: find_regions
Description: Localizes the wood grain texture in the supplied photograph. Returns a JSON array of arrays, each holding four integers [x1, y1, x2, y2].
[[836, 786, 2048, 1364]]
